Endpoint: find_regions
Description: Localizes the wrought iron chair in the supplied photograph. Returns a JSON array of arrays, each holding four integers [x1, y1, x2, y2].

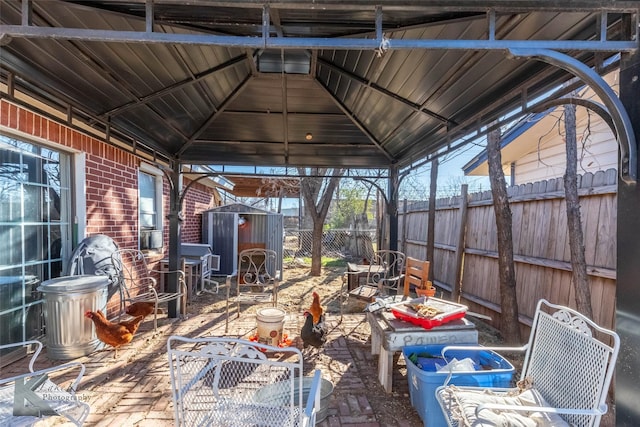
[[0, 340, 90, 426], [341, 250, 405, 317], [225, 248, 280, 333], [436, 299, 619, 427], [111, 249, 186, 331], [167, 336, 322, 427]]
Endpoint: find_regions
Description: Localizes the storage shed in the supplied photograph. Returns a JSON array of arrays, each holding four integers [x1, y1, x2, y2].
[[202, 203, 283, 276]]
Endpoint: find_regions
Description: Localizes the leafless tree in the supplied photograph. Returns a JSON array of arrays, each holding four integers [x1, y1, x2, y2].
[[563, 103, 594, 318], [487, 129, 521, 344], [298, 168, 344, 276]]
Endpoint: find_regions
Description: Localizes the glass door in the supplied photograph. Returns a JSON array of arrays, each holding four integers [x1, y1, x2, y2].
[[0, 134, 72, 359]]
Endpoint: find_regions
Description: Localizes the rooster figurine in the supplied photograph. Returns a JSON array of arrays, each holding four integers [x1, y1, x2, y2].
[[301, 311, 326, 349], [301, 292, 327, 349], [309, 291, 323, 324]]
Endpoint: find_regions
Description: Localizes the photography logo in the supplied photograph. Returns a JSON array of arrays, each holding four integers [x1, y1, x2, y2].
[[12, 374, 58, 416]]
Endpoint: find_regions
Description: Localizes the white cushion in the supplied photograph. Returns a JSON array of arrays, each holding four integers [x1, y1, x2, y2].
[[439, 386, 570, 427]]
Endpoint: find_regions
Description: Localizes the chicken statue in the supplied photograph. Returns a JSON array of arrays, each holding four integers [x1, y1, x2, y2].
[[309, 291, 323, 324], [301, 292, 327, 349], [85, 310, 144, 358], [301, 311, 326, 349]]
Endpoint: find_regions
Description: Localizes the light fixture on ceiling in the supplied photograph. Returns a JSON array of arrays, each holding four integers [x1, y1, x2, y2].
[[305, 133, 313, 141]]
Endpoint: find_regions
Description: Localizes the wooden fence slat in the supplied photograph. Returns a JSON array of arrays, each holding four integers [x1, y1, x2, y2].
[[397, 168, 617, 330]]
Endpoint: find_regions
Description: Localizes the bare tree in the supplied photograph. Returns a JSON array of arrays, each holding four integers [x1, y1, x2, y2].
[[257, 177, 300, 213], [563, 104, 594, 319], [487, 129, 521, 344], [298, 168, 344, 276]]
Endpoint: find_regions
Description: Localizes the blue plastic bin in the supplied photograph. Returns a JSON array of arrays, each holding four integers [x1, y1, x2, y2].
[[402, 344, 515, 427]]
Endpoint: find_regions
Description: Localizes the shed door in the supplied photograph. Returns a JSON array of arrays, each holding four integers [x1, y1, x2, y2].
[[207, 212, 238, 275]]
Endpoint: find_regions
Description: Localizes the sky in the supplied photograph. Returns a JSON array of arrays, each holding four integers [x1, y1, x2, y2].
[[404, 140, 490, 199]]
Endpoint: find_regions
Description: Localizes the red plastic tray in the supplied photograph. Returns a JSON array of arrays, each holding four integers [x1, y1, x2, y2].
[[390, 297, 467, 329]]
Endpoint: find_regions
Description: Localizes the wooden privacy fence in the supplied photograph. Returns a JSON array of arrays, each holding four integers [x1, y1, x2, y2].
[[399, 169, 617, 332]]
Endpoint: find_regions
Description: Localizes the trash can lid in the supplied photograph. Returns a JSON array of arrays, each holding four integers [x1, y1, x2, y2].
[[37, 275, 110, 293]]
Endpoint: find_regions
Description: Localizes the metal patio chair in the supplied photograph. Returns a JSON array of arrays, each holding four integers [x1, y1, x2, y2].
[[224, 248, 280, 333], [198, 252, 221, 295], [0, 340, 90, 426], [167, 336, 321, 427], [436, 299, 619, 427], [111, 249, 186, 331], [341, 250, 405, 318]]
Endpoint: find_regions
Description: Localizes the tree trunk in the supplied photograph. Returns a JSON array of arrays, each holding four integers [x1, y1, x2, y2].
[[298, 168, 343, 276], [487, 129, 521, 344], [563, 104, 594, 319], [311, 220, 324, 275]]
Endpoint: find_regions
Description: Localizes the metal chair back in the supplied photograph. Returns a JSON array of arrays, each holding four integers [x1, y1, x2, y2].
[[0, 340, 90, 426], [224, 248, 280, 332], [111, 249, 185, 330], [436, 299, 620, 427], [167, 336, 321, 427]]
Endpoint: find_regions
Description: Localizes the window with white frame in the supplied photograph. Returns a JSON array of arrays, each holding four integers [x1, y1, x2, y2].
[[138, 164, 163, 250]]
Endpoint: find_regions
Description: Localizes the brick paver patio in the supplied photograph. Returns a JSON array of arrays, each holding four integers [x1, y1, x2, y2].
[[2, 301, 424, 426]]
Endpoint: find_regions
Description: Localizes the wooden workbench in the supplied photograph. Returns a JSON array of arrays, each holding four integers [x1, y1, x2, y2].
[[366, 299, 478, 393]]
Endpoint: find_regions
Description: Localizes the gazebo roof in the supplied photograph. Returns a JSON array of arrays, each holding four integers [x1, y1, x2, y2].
[[1, 1, 636, 175]]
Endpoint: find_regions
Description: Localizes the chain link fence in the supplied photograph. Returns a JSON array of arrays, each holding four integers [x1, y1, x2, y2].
[[283, 228, 377, 262]]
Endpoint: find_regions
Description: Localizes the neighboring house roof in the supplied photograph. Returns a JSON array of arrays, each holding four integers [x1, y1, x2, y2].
[[281, 207, 299, 217], [464, 72, 619, 185], [462, 108, 555, 176]]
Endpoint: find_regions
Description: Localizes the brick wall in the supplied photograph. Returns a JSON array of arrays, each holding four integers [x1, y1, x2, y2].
[[85, 153, 139, 249], [182, 179, 220, 242], [1, 99, 221, 312], [1, 99, 220, 247]]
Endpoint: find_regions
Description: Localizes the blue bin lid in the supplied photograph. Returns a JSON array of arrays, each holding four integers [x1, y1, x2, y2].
[[37, 275, 110, 293]]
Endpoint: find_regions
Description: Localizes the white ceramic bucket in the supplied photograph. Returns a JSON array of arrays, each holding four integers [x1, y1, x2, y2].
[[256, 307, 286, 346]]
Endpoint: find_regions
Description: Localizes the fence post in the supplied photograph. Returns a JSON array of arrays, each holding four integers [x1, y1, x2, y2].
[[401, 199, 408, 255], [427, 159, 438, 280], [453, 184, 468, 302]]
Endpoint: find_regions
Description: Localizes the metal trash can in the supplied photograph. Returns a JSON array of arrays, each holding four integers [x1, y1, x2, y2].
[[37, 275, 109, 359]]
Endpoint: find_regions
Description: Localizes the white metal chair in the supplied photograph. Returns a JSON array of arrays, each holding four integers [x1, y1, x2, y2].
[[225, 248, 280, 333], [198, 252, 221, 295], [436, 299, 619, 427], [111, 249, 186, 331], [0, 340, 90, 426], [167, 336, 321, 427]]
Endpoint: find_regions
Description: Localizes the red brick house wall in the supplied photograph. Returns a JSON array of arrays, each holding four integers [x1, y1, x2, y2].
[[177, 179, 221, 243], [1, 99, 221, 311]]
